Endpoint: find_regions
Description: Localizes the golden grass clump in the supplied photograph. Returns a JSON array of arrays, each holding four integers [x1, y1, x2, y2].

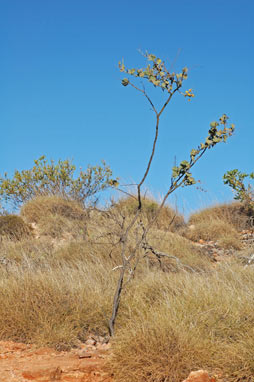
[[21, 195, 87, 223], [21, 196, 88, 239], [113, 196, 185, 232], [189, 202, 253, 231], [185, 219, 242, 249], [0, 241, 117, 349], [184, 202, 248, 249], [146, 229, 212, 271], [0, 215, 31, 241], [107, 266, 254, 382]]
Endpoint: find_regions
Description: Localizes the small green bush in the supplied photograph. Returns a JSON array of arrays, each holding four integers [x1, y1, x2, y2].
[[0, 156, 116, 209], [223, 169, 254, 215], [0, 215, 31, 241]]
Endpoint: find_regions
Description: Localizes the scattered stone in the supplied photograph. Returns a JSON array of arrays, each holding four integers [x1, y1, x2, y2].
[[97, 342, 111, 351], [78, 350, 93, 358], [86, 338, 97, 346], [182, 370, 216, 382]]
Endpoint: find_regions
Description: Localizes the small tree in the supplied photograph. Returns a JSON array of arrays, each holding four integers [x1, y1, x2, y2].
[[0, 156, 116, 209], [108, 51, 235, 336], [223, 169, 254, 213]]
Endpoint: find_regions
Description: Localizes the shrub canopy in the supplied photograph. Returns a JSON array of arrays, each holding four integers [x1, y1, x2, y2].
[[0, 156, 116, 209]]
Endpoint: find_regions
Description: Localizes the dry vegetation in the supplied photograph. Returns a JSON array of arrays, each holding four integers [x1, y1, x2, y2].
[[113, 196, 186, 232], [0, 215, 31, 241], [0, 196, 254, 381], [184, 202, 253, 250], [108, 266, 254, 382]]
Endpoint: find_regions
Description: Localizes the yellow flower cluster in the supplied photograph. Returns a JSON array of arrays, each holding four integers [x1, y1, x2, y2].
[[184, 88, 195, 101]]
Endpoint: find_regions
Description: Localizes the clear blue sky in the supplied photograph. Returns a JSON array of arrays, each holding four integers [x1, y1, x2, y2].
[[1, 0, 253, 215]]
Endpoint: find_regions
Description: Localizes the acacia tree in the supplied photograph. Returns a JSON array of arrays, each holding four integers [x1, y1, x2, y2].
[[108, 52, 235, 336]]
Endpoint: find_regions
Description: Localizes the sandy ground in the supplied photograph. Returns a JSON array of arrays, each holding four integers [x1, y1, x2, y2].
[[0, 340, 113, 382]]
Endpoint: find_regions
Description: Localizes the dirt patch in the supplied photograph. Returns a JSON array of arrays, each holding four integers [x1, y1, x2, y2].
[[0, 340, 113, 382]]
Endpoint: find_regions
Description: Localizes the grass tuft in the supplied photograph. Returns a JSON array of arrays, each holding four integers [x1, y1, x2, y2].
[[189, 202, 253, 231], [107, 267, 254, 382], [0, 215, 31, 241], [113, 196, 186, 232]]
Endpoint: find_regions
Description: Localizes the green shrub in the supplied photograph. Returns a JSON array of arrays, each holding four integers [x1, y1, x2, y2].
[[223, 169, 254, 218], [0, 156, 116, 209]]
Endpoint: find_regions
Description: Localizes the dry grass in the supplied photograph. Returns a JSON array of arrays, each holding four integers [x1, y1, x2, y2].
[[21, 196, 88, 239], [185, 219, 242, 249], [189, 202, 253, 231], [146, 229, 212, 271], [184, 202, 250, 249], [108, 266, 254, 382], [0, 196, 253, 380], [113, 196, 186, 232], [0, 237, 117, 349], [0, 195, 210, 349], [21, 195, 87, 223], [0, 215, 32, 241]]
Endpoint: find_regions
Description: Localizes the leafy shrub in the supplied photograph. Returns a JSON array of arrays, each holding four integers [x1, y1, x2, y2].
[[0, 215, 31, 241], [0, 156, 116, 209], [223, 169, 254, 217]]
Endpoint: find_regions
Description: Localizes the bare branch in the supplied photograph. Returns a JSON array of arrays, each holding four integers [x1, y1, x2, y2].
[[142, 242, 196, 273]]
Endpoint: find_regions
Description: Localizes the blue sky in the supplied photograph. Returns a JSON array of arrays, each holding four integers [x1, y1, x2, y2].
[[1, 0, 253, 215]]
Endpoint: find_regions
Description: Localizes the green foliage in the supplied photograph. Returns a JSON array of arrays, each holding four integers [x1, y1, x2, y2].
[[0, 156, 116, 209], [172, 114, 234, 186], [223, 169, 254, 212], [119, 51, 190, 95], [0, 215, 31, 240], [119, 53, 234, 190]]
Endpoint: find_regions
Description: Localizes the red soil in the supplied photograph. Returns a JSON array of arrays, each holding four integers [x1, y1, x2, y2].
[[0, 340, 113, 382]]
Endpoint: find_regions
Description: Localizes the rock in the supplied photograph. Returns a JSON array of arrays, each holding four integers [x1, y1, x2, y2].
[[86, 345, 97, 351], [78, 350, 93, 358], [86, 338, 96, 346], [97, 342, 111, 351], [182, 370, 216, 382]]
